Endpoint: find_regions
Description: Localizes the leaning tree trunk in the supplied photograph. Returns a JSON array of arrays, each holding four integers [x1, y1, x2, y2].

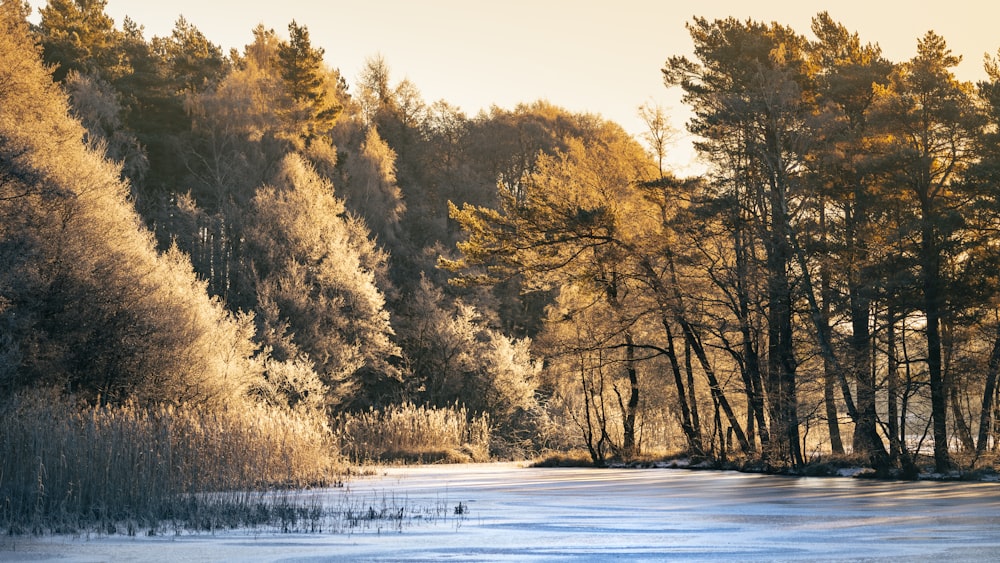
[[785, 201, 893, 466], [640, 254, 750, 454], [679, 317, 751, 454], [976, 322, 1000, 459], [663, 255, 752, 454], [663, 320, 703, 455]]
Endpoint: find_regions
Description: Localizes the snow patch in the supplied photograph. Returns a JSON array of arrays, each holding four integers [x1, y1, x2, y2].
[[836, 467, 876, 478]]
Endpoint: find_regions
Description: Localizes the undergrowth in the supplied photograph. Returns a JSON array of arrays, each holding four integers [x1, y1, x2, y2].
[[334, 402, 491, 464]]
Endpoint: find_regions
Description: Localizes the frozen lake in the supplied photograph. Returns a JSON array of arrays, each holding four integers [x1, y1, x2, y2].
[[7, 462, 1000, 561]]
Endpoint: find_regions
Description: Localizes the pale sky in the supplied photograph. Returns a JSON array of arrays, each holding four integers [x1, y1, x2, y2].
[[28, 1, 1000, 174]]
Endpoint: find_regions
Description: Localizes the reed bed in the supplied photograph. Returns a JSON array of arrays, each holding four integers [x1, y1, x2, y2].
[[335, 403, 491, 463], [0, 391, 339, 535]]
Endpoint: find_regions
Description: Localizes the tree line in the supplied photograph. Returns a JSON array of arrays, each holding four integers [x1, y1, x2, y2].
[[4, 0, 1000, 475], [448, 13, 1000, 473]]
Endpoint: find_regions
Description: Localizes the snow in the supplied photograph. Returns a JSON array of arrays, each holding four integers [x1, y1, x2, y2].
[[835, 467, 876, 478], [6, 462, 1000, 561]]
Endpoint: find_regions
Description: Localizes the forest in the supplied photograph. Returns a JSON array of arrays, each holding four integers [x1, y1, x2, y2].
[[3, 0, 1000, 532]]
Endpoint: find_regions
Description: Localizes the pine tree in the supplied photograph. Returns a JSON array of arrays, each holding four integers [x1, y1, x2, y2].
[[38, 0, 119, 81], [871, 31, 981, 472], [277, 21, 342, 147]]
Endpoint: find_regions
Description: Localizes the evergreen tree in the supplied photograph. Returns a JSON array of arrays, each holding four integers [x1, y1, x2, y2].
[[664, 17, 815, 466], [152, 16, 227, 94], [808, 12, 894, 465], [277, 21, 342, 147], [37, 0, 119, 81], [871, 31, 982, 472]]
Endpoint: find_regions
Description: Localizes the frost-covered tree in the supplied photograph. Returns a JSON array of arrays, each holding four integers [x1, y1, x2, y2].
[[246, 154, 403, 409], [63, 70, 148, 180], [337, 127, 406, 246], [396, 276, 539, 433], [0, 3, 262, 406]]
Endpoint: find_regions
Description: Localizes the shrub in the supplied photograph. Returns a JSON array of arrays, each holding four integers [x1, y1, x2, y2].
[[334, 402, 490, 463]]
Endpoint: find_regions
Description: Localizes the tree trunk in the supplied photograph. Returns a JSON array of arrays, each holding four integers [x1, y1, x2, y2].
[[951, 385, 975, 453], [661, 255, 751, 455], [886, 303, 903, 462], [785, 200, 880, 464], [823, 358, 844, 455], [765, 218, 802, 467], [819, 229, 845, 455], [639, 254, 748, 454], [680, 317, 751, 454], [712, 394, 725, 461], [604, 273, 639, 458], [975, 320, 1000, 458], [734, 221, 769, 451], [921, 214, 951, 473], [684, 336, 702, 451], [621, 333, 640, 457], [579, 355, 602, 466], [850, 281, 887, 465], [664, 320, 703, 455], [942, 321, 974, 453]]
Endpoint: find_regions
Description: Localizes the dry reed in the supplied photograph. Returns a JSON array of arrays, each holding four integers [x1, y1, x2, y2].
[[0, 390, 339, 534], [335, 402, 491, 463]]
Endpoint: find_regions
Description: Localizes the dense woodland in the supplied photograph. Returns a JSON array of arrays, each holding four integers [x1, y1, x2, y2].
[[4, 0, 1000, 526]]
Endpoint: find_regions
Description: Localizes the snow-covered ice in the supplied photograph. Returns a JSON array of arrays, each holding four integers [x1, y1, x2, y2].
[[6, 462, 1000, 561]]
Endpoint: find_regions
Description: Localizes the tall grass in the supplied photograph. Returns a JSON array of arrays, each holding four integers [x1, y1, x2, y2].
[[0, 390, 338, 535], [335, 403, 491, 463]]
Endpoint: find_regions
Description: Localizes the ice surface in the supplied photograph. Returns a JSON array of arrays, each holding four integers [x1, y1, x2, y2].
[[6, 462, 1000, 561]]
